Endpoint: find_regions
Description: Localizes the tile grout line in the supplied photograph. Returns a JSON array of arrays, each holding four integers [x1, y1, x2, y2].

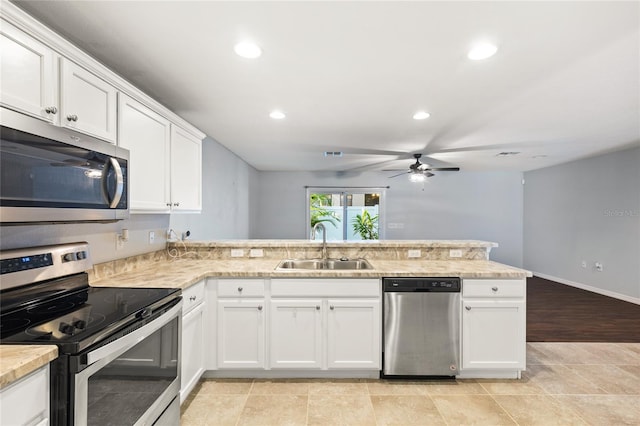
[[424, 392, 450, 426], [485, 391, 522, 426]]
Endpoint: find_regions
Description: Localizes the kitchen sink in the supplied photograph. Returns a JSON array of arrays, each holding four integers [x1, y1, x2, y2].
[[276, 258, 374, 270]]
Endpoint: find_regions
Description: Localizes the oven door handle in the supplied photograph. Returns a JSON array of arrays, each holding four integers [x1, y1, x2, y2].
[[86, 301, 182, 365]]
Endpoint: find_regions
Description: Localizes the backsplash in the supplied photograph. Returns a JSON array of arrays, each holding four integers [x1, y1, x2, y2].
[[90, 240, 495, 281]]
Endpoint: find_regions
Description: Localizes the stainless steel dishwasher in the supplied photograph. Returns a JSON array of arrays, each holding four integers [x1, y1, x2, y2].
[[382, 277, 461, 378]]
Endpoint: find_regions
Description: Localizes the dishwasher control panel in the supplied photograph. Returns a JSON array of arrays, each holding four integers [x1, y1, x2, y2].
[[383, 277, 460, 292]]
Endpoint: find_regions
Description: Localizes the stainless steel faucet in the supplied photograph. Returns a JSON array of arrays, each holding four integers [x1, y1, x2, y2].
[[312, 222, 328, 261]]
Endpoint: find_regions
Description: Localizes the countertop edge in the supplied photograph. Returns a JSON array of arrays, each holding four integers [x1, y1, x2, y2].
[[0, 345, 58, 390]]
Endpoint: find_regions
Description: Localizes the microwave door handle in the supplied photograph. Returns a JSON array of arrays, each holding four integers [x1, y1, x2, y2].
[[101, 157, 124, 208], [108, 157, 124, 208]]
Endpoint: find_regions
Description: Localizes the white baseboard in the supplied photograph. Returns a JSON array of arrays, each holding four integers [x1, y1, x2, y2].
[[532, 272, 640, 305]]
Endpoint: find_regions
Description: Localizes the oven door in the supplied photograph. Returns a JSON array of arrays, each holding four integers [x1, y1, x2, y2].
[[73, 301, 181, 426]]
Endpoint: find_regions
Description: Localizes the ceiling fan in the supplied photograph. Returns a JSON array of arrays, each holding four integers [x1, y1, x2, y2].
[[387, 154, 460, 181]]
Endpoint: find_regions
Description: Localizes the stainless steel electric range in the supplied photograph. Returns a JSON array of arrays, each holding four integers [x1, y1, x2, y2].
[[0, 242, 182, 426]]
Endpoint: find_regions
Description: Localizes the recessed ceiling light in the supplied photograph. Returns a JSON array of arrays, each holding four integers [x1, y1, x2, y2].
[[468, 42, 498, 60], [234, 41, 262, 59], [413, 111, 430, 120], [269, 110, 286, 120]]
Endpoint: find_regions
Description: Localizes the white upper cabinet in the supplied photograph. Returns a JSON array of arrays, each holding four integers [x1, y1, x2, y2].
[[60, 58, 117, 143], [118, 94, 171, 212], [170, 125, 202, 212], [0, 19, 56, 121]]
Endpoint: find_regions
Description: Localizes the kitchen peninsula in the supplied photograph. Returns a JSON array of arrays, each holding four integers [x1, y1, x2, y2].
[[2, 240, 531, 407]]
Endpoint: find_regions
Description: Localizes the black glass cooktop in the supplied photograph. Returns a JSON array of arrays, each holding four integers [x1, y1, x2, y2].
[[0, 276, 179, 354]]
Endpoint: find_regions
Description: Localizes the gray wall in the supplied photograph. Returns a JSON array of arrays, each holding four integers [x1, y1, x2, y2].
[[251, 171, 524, 267], [170, 136, 256, 240], [1, 137, 255, 263], [0, 215, 170, 264], [523, 146, 640, 299]]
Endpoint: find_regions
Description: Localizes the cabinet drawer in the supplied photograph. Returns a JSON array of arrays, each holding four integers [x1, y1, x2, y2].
[[182, 280, 205, 315], [271, 279, 380, 297], [463, 279, 525, 298], [218, 279, 265, 297]]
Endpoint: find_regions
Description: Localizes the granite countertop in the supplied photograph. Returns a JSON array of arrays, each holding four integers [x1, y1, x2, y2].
[[91, 258, 531, 289], [0, 345, 58, 389]]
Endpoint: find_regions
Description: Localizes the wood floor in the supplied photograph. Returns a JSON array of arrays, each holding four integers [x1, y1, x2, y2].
[[526, 276, 640, 342]]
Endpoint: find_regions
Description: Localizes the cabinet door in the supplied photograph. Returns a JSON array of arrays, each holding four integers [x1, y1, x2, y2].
[[0, 19, 56, 121], [270, 300, 322, 369], [118, 94, 171, 212], [462, 300, 526, 370], [327, 299, 381, 369], [60, 58, 117, 143], [0, 366, 49, 426], [181, 302, 205, 403], [170, 125, 202, 212], [217, 300, 265, 369]]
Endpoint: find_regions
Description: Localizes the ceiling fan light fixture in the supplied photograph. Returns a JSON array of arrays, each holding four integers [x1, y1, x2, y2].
[[234, 41, 262, 59], [269, 110, 286, 119], [467, 42, 498, 60], [413, 111, 430, 120], [409, 172, 427, 183]]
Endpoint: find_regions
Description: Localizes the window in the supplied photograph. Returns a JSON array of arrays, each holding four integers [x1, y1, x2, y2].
[[306, 187, 386, 241]]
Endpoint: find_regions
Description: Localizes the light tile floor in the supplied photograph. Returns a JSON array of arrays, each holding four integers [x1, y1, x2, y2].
[[180, 343, 640, 425]]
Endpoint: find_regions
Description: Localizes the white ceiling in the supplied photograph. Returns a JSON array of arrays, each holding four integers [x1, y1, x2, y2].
[[13, 1, 640, 173]]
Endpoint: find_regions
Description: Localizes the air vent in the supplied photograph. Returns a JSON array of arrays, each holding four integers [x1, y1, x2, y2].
[[323, 151, 343, 157], [495, 152, 520, 157]]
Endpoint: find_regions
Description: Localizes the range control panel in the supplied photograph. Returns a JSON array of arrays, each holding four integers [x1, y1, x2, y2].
[[1, 253, 53, 274], [0, 242, 91, 291]]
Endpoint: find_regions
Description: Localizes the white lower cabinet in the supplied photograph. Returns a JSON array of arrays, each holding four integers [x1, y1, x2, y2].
[[217, 299, 265, 369], [180, 280, 206, 403], [327, 299, 380, 369], [461, 279, 526, 373], [270, 279, 381, 371], [0, 365, 49, 426], [270, 300, 322, 368]]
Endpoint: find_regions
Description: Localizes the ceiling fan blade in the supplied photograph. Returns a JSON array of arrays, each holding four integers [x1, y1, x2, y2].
[[425, 167, 460, 171], [388, 171, 410, 178]]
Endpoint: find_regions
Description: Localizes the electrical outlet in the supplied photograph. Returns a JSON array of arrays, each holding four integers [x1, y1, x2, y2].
[[407, 249, 421, 258], [149, 231, 155, 244], [116, 233, 124, 250], [231, 249, 244, 258], [388, 223, 404, 229], [595, 262, 604, 272], [449, 249, 463, 258], [581, 260, 587, 268], [249, 249, 264, 257]]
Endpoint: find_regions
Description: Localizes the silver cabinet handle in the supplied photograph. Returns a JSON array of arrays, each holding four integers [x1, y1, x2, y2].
[[315, 305, 320, 310], [257, 305, 263, 311], [491, 286, 498, 292], [189, 296, 196, 301], [330, 305, 335, 310], [173, 202, 180, 207], [66, 114, 78, 122], [465, 306, 471, 311], [166, 202, 172, 207], [45, 106, 58, 114], [238, 287, 243, 292]]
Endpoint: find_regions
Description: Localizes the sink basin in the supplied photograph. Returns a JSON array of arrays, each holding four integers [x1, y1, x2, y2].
[[276, 258, 374, 270]]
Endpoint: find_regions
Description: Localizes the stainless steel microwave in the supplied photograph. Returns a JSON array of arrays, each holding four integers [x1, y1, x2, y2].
[[0, 108, 129, 224]]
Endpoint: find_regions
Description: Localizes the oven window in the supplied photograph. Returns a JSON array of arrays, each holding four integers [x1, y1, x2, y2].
[[86, 317, 178, 425]]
